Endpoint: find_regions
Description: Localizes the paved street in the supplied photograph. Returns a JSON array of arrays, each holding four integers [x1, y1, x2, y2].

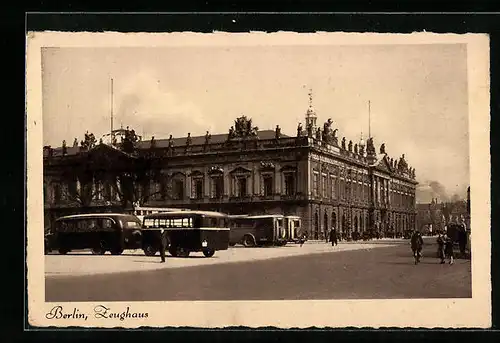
[[45, 238, 471, 302]]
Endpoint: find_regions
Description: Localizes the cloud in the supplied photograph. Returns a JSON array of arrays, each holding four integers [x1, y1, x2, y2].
[[110, 70, 213, 139]]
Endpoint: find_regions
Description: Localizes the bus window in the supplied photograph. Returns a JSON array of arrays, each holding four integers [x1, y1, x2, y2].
[[144, 218, 156, 228], [123, 220, 141, 229], [276, 218, 284, 229], [184, 218, 193, 228], [102, 218, 114, 230]]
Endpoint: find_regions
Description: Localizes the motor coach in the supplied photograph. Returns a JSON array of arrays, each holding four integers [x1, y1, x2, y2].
[[228, 214, 287, 247], [50, 213, 143, 255], [142, 211, 230, 258]]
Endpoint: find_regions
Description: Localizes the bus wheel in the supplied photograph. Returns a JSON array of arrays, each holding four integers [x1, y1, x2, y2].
[[178, 248, 190, 257], [143, 245, 158, 256], [58, 248, 69, 255], [91, 247, 106, 255], [110, 248, 124, 255], [229, 242, 236, 247], [203, 249, 215, 257], [242, 235, 256, 248]]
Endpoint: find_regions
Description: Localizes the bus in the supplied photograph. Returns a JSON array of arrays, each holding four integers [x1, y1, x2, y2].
[[131, 206, 189, 223], [142, 211, 230, 258], [284, 215, 303, 243], [228, 214, 287, 247], [49, 213, 144, 255]]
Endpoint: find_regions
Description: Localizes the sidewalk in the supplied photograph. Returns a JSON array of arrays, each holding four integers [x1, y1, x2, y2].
[[45, 240, 399, 278]]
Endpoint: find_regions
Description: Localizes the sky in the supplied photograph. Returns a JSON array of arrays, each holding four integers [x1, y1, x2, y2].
[[41, 43, 470, 201]]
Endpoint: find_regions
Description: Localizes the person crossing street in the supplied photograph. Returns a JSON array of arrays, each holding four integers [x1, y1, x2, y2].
[[329, 227, 338, 247], [410, 230, 424, 265]]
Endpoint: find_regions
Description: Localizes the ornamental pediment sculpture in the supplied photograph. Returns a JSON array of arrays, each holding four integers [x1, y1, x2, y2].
[[228, 115, 259, 140]]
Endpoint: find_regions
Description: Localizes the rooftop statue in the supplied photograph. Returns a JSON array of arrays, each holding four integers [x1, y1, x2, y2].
[[228, 126, 235, 139], [341, 137, 346, 150], [380, 143, 386, 155], [398, 154, 408, 172], [275, 125, 281, 139], [204, 131, 211, 145], [354, 143, 358, 155], [150, 136, 156, 148], [359, 143, 365, 156], [348, 140, 353, 152], [366, 137, 376, 155], [297, 122, 303, 137], [306, 121, 314, 138], [72, 138, 78, 147], [315, 127, 322, 140]]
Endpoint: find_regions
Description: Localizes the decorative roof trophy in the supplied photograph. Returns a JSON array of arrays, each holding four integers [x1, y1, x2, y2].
[[227, 115, 259, 141]]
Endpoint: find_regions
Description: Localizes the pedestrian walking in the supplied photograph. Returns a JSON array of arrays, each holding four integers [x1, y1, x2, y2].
[[444, 233, 454, 265], [437, 233, 446, 264], [329, 228, 338, 246], [159, 229, 167, 263], [410, 230, 424, 265], [298, 232, 307, 247]]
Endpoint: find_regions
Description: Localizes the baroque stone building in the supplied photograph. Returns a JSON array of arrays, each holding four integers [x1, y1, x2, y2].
[[43, 100, 418, 239]]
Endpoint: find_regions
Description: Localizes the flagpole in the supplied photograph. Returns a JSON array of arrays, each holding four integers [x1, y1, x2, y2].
[[110, 78, 114, 144], [368, 100, 371, 139]]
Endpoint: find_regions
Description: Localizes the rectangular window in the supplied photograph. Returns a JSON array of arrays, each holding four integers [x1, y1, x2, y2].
[[192, 177, 204, 199], [313, 172, 319, 196], [211, 175, 224, 198], [263, 174, 274, 196], [68, 180, 77, 198], [236, 176, 247, 197], [284, 172, 296, 196], [322, 175, 327, 198], [95, 181, 103, 200], [173, 179, 184, 200]]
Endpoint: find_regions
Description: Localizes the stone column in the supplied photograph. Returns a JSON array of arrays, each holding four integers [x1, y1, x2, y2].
[[223, 166, 230, 197]]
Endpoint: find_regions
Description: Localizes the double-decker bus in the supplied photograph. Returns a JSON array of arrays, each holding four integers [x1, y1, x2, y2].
[[48, 213, 143, 255], [228, 214, 287, 247], [141, 210, 230, 258]]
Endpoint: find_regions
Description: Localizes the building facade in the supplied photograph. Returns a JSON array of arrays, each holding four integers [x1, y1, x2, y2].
[[43, 104, 418, 239]]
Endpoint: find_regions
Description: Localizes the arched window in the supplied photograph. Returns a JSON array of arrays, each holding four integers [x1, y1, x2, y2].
[[331, 212, 337, 230], [354, 216, 358, 232], [324, 212, 329, 235]]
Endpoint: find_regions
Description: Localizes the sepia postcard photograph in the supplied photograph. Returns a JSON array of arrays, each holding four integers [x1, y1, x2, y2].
[[26, 31, 491, 328]]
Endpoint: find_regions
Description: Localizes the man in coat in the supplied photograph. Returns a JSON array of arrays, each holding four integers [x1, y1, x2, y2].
[[159, 230, 168, 263], [410, 230, 424, 264], [330, 228, 338, 246], [437, 233, 446, 264]]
